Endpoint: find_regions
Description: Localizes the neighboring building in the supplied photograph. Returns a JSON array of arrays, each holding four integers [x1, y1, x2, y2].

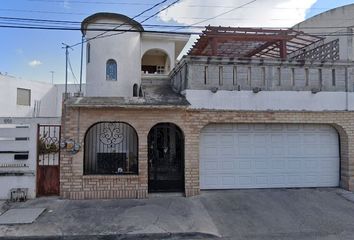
[[0, 73, 82, 199], [0, 73, 82, 118], [59, 5, 354, 199]]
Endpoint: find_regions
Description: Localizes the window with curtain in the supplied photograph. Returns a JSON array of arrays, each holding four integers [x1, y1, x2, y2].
[[84, 122, 138, 175]]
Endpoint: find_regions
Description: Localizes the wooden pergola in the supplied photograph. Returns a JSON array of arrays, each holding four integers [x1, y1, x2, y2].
[[188, 26, 323, 59]]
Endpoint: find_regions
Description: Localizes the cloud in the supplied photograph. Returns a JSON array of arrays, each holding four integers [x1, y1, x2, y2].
[[63, 0, 70, 9], [28, 60, 42, 67], [15, 48, 23, 55], [158, 0, 318, 28]]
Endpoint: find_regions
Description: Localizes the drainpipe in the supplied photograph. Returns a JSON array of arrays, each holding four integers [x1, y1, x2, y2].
[[345, 67, 349, 111]]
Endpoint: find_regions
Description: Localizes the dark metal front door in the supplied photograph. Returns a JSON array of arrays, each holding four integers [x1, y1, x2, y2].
[[37, 125, 61, 196], [148, 123, 184, 192]]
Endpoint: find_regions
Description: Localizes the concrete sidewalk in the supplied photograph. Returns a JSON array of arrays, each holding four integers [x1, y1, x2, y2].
[[0, 196, 220, 239]]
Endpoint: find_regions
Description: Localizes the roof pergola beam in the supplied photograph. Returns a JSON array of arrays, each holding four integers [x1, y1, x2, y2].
[[244, 41, 277, 57], [203, 34, 293, 42], [188, 26, 324, 58]]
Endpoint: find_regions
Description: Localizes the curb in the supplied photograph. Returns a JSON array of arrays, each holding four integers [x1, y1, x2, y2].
[[0, 232, 220, 240]]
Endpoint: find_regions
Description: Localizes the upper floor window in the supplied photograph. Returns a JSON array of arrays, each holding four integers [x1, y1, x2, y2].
[[106, 59, 117, 81], [17, 88, 31, 106], [87, 43, 90, 63]]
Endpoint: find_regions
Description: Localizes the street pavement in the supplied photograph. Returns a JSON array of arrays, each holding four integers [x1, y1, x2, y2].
[[1, 188, 354, 240]]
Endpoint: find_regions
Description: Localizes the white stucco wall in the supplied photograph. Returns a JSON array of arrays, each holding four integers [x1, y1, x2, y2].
[[0, 117, 60, 199], [0, 75, 55, 117], [85, 18, 141, 97], [0, 74, 82, 117], [293, 4, 354, 60], [184, 90, 354, 111], [54, 84, 85, 116], [141, 37, 176, 70]]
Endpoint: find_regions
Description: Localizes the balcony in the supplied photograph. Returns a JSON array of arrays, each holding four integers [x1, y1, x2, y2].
[[170, 56, 354, 93]]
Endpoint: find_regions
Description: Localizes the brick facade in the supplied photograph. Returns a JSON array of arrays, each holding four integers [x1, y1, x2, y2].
[[60, 106, 354, 199]]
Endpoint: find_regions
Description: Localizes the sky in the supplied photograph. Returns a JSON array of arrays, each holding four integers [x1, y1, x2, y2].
[[0, 0, 354, 86]]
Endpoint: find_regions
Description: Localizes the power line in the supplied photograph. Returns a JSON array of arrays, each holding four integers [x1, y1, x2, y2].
[[0, 24, 196, 33], [140, 0, 180, 24], [2, 24, 354, 38], [27, 0, 153, 6], [6, 15, 354, 23], [77, 0, 171, 47], [2, 16, 354, 30], [24, 0, 337, 10], [174, 0, 258, 29], [82, 0, 181, 44], [0, 8, 88, 15], [67, 54, 80, 91]]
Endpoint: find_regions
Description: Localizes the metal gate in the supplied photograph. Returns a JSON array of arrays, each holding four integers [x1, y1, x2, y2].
[[36, 125, 61, 196], [148, 123, 184, 192]]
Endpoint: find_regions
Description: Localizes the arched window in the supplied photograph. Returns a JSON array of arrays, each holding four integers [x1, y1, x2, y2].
[[106, 59, 117, 81], [87, 43, 90, 63], [84, 122, 138, 175], [133, 84, 138, 97]]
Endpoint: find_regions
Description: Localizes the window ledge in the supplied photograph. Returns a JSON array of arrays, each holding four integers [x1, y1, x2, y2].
[[82, 174, 139, 179]]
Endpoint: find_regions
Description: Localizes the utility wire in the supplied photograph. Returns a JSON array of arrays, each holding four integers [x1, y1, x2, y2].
[[24, 0, 336, 10], [2, 24, 354, 38], [140, 0, 180, 24], [27, 0, 153, 6], [0, 24, 196, 34], [0, 8, 88, 15], [174, 0, 258, 29], [67, 55, 80, 91], [80, 0, 170, 46], [82, 0, 181, 43], [3, 16, 354, 30]]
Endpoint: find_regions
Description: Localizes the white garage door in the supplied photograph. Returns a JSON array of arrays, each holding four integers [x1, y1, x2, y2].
[[200, 124, 339, 189]]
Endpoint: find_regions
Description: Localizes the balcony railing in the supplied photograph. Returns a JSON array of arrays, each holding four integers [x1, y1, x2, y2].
[[170, 56, 354, 93]]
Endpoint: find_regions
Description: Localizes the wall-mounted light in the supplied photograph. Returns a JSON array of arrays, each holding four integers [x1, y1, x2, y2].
[[311, 88, 321, 94], [210, 87, 218, 93], [252, 87, 261, 93]]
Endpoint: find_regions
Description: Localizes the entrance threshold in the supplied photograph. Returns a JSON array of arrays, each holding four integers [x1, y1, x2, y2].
[[148, 192, 184, 198]]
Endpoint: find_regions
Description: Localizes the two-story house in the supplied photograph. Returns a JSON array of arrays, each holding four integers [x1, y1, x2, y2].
[[60, 4, 354, 199]]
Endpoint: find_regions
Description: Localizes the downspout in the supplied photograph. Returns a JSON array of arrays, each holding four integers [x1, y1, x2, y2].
[[345, 67, 349, 111], [345, 27, 353, 111]]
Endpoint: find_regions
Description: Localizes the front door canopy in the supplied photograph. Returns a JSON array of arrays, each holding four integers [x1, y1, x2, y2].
[[188, 26, 323, 59]]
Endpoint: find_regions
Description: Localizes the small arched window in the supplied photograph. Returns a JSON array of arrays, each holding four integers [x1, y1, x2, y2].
[[87, 43, 90, 63], [106, 59, 117, 81], [133, 84, 138, 97]]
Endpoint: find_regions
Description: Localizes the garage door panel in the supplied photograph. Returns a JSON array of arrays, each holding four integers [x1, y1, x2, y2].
[[220, 147, 235, 156], [200, 124, 339, 189], [269, 124, 282, 131], [203, 161, 218, 170], [221, 176, 236, 186], [286, 124, 301, 131], [236, 124, 252, 131], [221, 161, 234, 169], [239, 160, 251, 169], [220, 134, 233, 144]]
